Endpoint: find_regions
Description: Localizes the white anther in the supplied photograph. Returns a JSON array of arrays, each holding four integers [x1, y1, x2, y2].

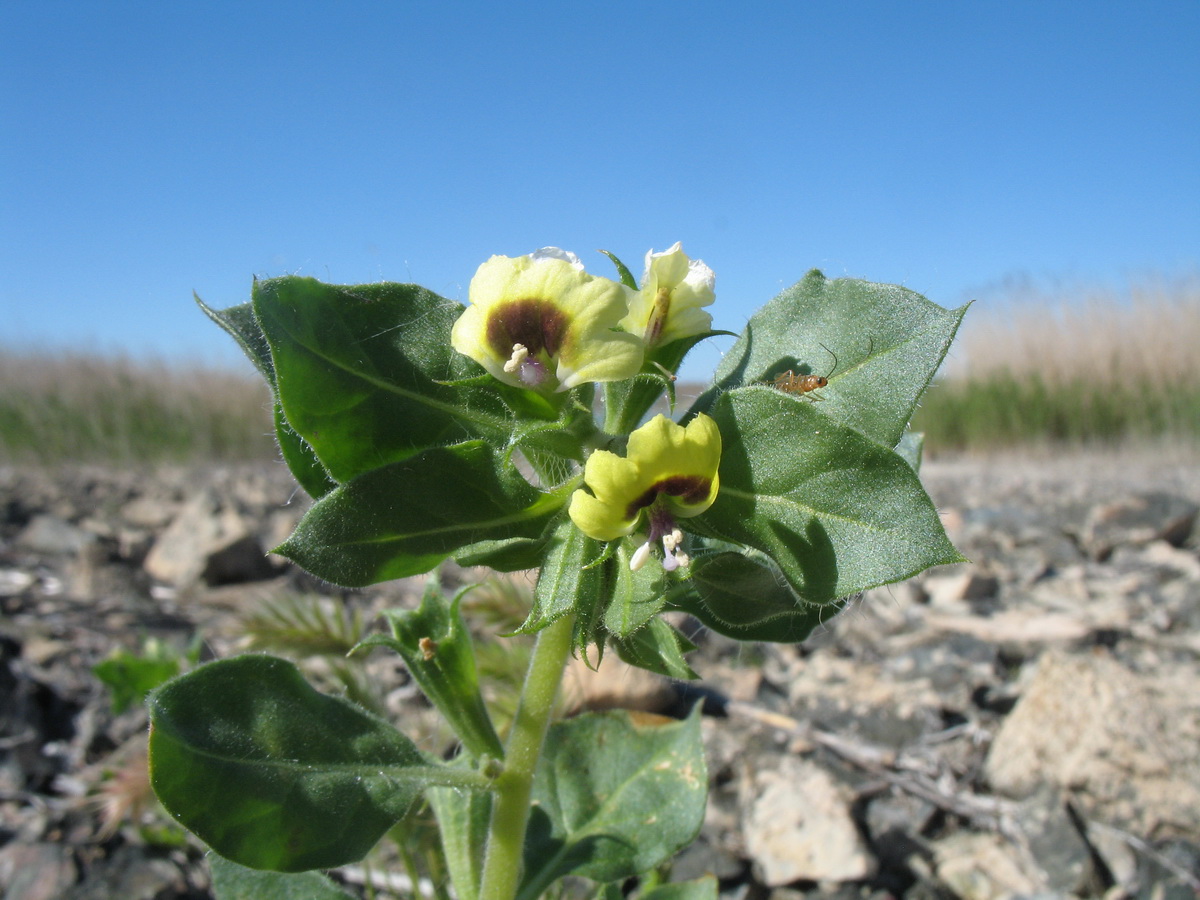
[[662, 528, 684, 552], [503, 343, 530, 374], [630, 540, 653, 571]]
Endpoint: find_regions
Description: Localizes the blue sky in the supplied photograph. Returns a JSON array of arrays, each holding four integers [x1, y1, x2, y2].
[[2, 1, 1198, 380]]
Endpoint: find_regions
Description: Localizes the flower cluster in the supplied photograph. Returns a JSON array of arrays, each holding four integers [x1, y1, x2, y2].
[[451, 244, 715, 392], [452, 244, 721, 570]]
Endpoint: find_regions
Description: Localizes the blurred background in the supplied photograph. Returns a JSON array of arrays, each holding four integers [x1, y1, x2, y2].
[[3, 1, 1198, 461]]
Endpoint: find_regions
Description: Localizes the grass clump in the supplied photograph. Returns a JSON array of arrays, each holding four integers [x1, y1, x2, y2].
[[913, 273, 1200, 450], [0, 349, 276, 464]]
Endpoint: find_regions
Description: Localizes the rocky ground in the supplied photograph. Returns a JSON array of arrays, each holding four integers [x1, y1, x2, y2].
[[1, 452, 1198, 899]]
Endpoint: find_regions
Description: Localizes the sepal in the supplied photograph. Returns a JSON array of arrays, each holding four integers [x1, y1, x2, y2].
[[355, 579, 504, 759]]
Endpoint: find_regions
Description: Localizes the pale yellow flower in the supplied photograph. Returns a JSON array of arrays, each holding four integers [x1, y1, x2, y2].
[[619, 243, 715, 347], [569, 414, 721, 569], [451, 249, 644, 391]]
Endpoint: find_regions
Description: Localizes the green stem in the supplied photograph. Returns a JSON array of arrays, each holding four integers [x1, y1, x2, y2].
[[477, 612, 575, 900]]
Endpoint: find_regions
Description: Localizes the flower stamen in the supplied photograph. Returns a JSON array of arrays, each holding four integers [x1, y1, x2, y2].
[[660, 527, 688, 572], [502, 343, 548, 387], [503, 343, 529, 374]]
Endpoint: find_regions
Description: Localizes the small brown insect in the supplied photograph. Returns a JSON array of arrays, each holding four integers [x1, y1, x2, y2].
[[771, 344, 837, 400]]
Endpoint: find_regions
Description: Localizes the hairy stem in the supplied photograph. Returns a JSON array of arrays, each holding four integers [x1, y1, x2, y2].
[[477, 612, 575, 900]]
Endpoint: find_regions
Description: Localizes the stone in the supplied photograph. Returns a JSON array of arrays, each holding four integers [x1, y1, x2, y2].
[[0, 568, 34, 597], [1010, 789, 1094, 894], [118, 495, 179, 530], [0, 842, 77, 900], [1084, 492, 1199, 559], [785, 652, 946, 749], [923, 569, 1001, 611], [741, 755, 874, 885], [143, 488, 272, 587], [929, 832, 1043, 898], [984, 651, 1200, 837], [14, 514, 96, 556]]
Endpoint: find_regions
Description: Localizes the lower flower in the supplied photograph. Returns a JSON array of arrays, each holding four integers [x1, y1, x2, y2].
[[568, 414, 721, 569]]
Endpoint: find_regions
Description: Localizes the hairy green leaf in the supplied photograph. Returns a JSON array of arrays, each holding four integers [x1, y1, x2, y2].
[[698, 389, 964, 604], [454, 533, 550, 572], [519, 708, 707, 894], [208, 854, 356, 899], [516, 518, 606, 634], [674, 551, 832, 643], [197, 293, 338, 498], [148, 655, 432, 872], [253, 276, 532, 483], [603, 543, 670, 639], [272, 401, 338, 499], [196, 295, 274, 384], [690, 270, 968, 448], [427, 781, 492, 900], [276, 442, 567, 587], [612, 617, 698, 680]]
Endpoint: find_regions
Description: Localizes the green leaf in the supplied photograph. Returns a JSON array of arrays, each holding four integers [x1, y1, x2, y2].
[[598, 249, 639, 291], [93, 641, 181, 714], [427, 782, 492, 900], [148, 655, 432, 872], [603, 543, 670, 639], [602, 331, 732, 435], [208, 854, 356, 900], [454, 534, 549, 572], [673, 551, 831, 643], [639, 877, 719, 900], [197, 293, 339, 499], [273, 401, 338, 499], [612, 617, 698, 680], [519, 708, 707, 894], [516, 518, 606, 634], [356, 580, 504, 760], [699, 389, 964, 604], [276, 442, 568, 587], [253, 276, 525, 483], [689, 270, 968, 448], [196, 295, 275, 384]]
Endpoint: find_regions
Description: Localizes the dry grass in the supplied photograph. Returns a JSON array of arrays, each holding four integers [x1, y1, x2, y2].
[[951, 272, 1200, 387], [913, 273, 1200, 449], [0, 348, 276, 463]]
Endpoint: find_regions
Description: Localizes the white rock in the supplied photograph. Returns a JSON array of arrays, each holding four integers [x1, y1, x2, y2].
[[741, 755, 873, 885], [984, 651, 1200, 836], [143, 488, 266, 587]]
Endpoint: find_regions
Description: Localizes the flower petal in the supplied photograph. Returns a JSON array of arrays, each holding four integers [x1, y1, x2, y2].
[[568, 414, 722, 541], [619, 243, 716, 347], [451, 251, 644, 390]]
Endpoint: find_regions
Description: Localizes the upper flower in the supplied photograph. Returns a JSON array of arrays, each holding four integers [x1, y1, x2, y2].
[[619, 243, 715, 348], [451, 249, 644, 391], [569, 414, 721, 568]]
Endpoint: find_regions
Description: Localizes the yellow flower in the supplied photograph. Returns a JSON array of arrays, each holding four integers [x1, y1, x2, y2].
[[569, 414, 721, 569], [619, 243, 715, 348], [451, 248, 644, 391]]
